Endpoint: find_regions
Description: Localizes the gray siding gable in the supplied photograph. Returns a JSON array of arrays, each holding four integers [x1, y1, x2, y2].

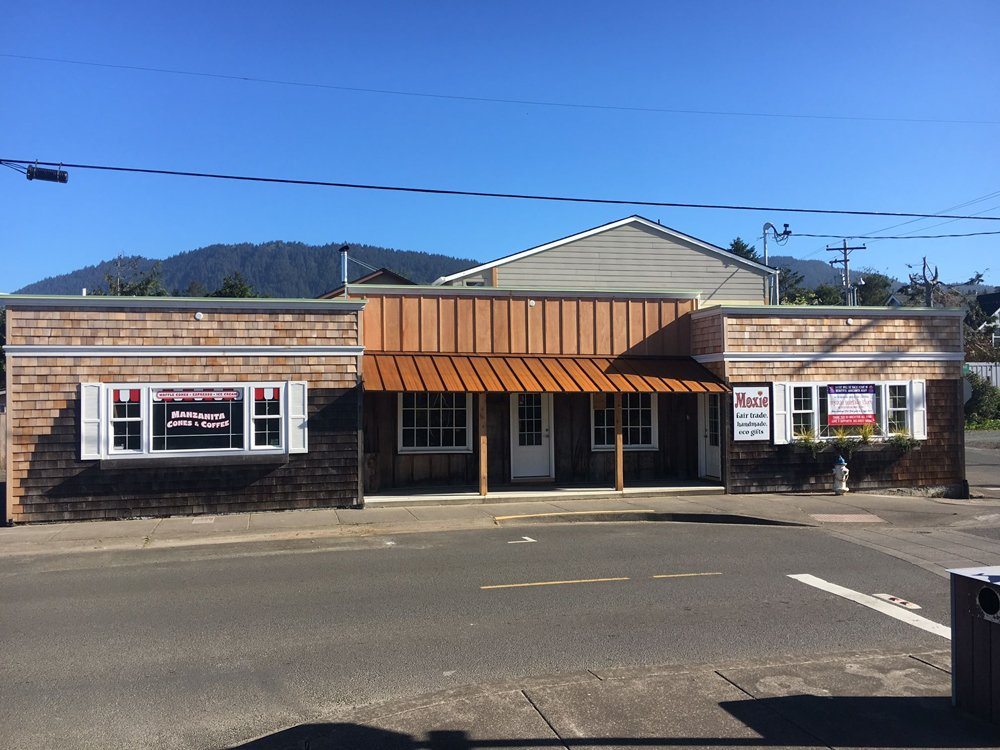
[[489, 222, 768, 303]]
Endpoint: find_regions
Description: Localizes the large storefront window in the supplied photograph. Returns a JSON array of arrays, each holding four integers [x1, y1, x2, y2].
[[397, 393, 472, 453], [591, 393, 658, 450], [81, 382, 307, 460], [791, 382, 909, 439]]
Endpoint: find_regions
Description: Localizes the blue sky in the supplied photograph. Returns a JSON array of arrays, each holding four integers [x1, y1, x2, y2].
[[2, 1, 998, 292]]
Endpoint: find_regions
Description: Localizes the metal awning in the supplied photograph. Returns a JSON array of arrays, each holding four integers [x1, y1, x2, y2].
[[363, 354, 728, 393]]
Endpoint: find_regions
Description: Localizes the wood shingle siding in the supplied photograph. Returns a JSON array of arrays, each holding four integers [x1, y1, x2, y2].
[[726, 380, 965, 495], [476, 223, 767, 303], [5, 302, 364, 523]]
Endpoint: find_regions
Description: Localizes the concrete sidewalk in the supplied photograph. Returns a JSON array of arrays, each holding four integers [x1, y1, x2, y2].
[[4, 491, 1000, 573], [230, 649, 997, 749]]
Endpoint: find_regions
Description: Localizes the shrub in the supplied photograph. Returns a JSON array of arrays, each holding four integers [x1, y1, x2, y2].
[[965, 373, 1000, 424]]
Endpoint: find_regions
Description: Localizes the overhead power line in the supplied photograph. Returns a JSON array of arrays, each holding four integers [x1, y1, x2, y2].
[[3, 52, 999, 127], [4, 158, 1000, 222], [794, 230, 1000, 239]]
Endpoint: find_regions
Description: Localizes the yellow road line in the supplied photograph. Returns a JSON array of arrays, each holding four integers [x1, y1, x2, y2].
[[480, 576, 630, 590], [652, 572, 723, 579], [494, 510, 655, 521]]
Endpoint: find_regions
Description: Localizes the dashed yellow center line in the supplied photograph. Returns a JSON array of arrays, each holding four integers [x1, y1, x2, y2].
[[652, 572, 723, 579], [480, 576, 630, 590]]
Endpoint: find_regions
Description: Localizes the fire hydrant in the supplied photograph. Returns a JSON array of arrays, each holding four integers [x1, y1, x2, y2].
[[833, 455, 850, 495]]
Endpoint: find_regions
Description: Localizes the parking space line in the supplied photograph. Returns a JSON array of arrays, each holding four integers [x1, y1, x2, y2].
[[788, 573, 950, 640], [481, 577, 629, 590]]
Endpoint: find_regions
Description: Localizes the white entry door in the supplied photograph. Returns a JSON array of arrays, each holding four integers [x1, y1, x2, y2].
[[510, 393, 553, 480], [700, 393, 722, 480]]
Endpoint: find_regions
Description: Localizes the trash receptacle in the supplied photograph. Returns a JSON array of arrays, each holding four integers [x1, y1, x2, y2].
[[949, 566, 1000, 723]]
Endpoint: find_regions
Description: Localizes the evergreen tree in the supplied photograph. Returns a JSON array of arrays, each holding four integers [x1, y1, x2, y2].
[[92, 255, 168, 296], [728, 237, 760, 261], [855, 268, 896, 306], [813, 283, 844, 305], [210, 272, 259, 298]]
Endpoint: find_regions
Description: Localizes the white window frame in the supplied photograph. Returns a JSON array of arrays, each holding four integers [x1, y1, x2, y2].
[[397, 393, 474, 454], [791, 385, 815, 437], [590, 393, 659, 452], [782, 380, 923, 441], [108, 386, 146, 454], [93, 381, 299, 460]]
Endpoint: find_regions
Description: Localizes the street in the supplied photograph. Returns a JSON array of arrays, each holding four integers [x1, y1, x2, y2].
[[0, 520, 956, 749], [967, 430, 1000, 499]]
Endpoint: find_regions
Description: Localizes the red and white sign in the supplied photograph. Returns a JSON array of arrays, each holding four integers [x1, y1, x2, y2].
[[733, 385, 771, 442], [153, 389, 242, 402], [827, 384, 876, 426]]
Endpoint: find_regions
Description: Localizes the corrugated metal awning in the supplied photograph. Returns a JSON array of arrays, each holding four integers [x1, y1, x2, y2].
[[363, 354, 728, 393]]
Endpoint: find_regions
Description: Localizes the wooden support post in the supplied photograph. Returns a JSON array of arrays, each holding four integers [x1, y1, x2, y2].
[[478, 393, 488, 496], [614, 392, 624, 492]]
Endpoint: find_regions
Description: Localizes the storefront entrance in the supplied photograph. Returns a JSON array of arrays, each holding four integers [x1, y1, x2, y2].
[[699, 393, 722, 480], [509, 393, 554, 480]]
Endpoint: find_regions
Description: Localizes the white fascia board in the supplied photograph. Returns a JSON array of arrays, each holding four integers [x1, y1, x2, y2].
[[353, 284, 701, 300], [690, 305, 966, 320], [433, 215, 776, 285], [0, 294, 366, 312], [694, 351, 964, 363], [5, 345, 365, 357]]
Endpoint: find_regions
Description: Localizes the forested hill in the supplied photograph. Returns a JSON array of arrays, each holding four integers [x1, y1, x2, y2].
[[15, 241, 478, 297]]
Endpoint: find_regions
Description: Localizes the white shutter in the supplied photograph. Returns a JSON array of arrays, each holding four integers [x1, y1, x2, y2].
[[910, 380, 928, 440], [287, 381, 309, 454], [772, 382, 789, 445], [80, 383, 103, 460]]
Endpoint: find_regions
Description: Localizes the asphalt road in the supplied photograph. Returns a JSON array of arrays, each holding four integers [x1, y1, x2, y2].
[[0, 521, 953, 750], [966, 430, 1000, 499]]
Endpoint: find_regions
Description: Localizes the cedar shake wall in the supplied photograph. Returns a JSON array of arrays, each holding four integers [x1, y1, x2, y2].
[[727, 379, 965, 494], [724, 314, 962, 354], [6, 303, 364, 523], [8, 356, 362, 522], [7, 308, 357, 347], [694, 309, 966, 495]]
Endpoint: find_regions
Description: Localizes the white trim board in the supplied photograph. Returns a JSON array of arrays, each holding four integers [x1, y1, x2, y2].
[[694, 351, 963, 363], [351, 283, 703, 300], [5, 345, 366, 358], [433, 215, 777, 285], [691, 305, 965, 319], [0, 294, 366, 311]]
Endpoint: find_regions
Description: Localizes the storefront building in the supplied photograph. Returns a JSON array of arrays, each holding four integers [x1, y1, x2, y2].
[[3, 296, 364, 523], [1, 216, 969, 523]]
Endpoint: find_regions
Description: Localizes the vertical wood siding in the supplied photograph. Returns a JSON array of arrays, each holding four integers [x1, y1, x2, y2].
[[361, 293, 698, 356]]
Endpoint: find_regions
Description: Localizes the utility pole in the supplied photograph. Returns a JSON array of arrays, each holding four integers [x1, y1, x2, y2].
[[762, 222, 791, 305], [826, 240, 866, 305]]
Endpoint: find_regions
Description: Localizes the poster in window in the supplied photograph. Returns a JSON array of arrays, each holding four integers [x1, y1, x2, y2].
[[732, 385, 771, 441], [827, 384, 877, 425], [151, 388, 245, 451]]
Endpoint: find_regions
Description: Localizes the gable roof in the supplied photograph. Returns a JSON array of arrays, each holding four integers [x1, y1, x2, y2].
[[318, 267, 415, 299], [433, 215, 777, 285]]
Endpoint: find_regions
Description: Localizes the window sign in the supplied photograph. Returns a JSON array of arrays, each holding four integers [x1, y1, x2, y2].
[[152, 388, 244, 451], [827, 384, 877, 426], [733, 385, 771, 441], [79, 381, 308, 461]]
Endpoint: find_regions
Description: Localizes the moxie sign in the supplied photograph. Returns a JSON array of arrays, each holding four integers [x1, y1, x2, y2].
[[733, 385, 771, 442]]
